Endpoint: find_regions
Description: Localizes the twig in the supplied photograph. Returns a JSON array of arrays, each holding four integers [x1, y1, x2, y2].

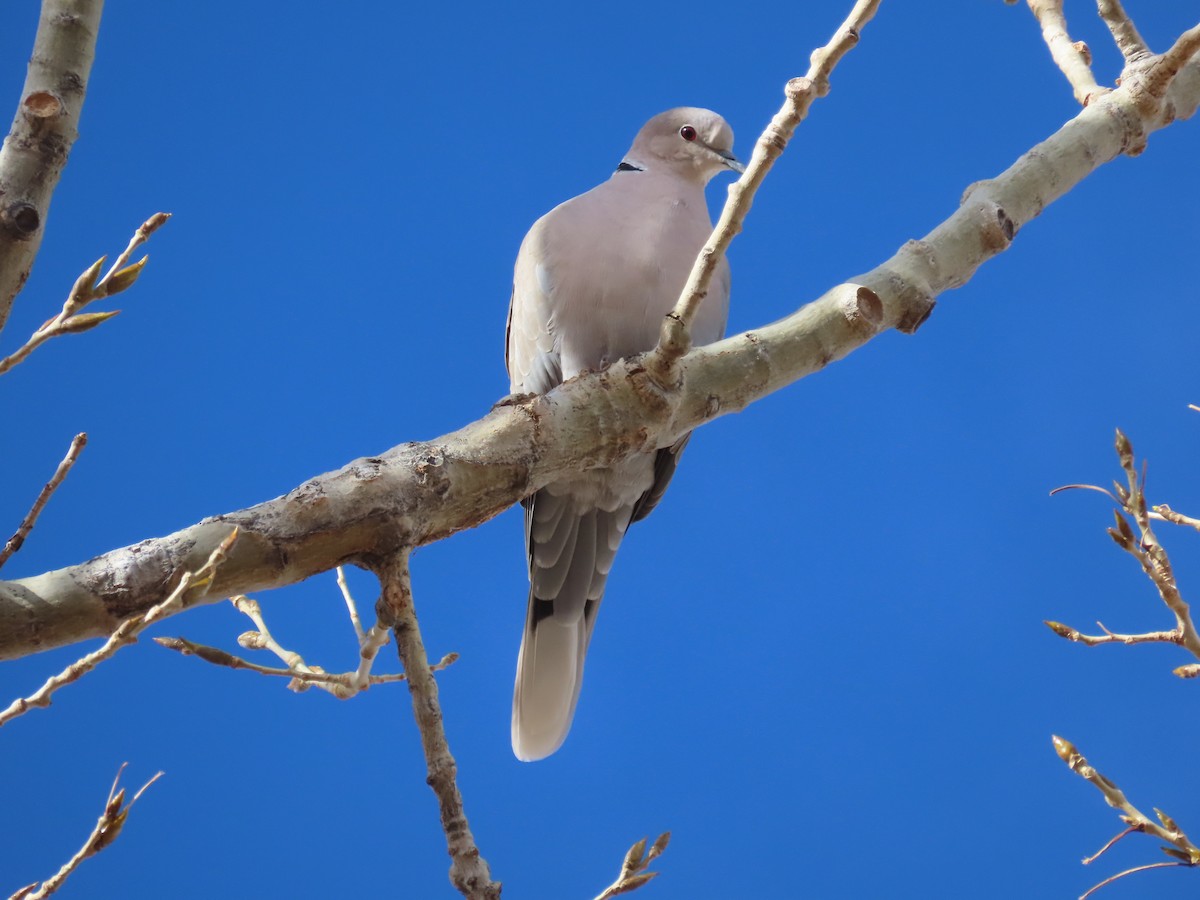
[[375, 549, 501, 900], [1044, 619, 1180, 647], [1079, 862, 1189, 900], [11, 764, 163, 900], [0, 213, 170, 376], [650, 0, 881, 376], [1046, 429, 1200, 668], [0, 433, 86, 571], [1096, 0, 1151, 64], [1052, 735, 1200, 900], [160, 577, 431, 699], [153, 634, 455, 694], [1082, 825, 1137, 865], [97, 213, 170, 288], [337, 565, 366, 642], [0, 528, 238, 727], [1027, 0, 1107, 105], [1154, 505, 1200, 532], [594, 833, 671, 900]]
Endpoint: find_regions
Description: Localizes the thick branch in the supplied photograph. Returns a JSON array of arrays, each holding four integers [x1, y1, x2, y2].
[[2, 46, 1198, 662], [0, 530, 236, 726], [0, 0, 104, 332]]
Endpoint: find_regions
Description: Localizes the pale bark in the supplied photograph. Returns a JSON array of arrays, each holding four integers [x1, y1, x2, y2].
[[0, 0, 104, 330], [375, 550, 501, 900], [1, 38, 1198, 664]]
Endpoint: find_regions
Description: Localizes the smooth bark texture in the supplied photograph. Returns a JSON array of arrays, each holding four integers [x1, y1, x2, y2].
[[1, 49, 1197, 663], [0, 0, 103, 330]]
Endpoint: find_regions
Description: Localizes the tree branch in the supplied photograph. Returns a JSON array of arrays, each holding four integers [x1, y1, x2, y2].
[[651, 0, 881, 377], [0, 529, 237, 727], [1096, 0, 1151, 65], [1046, 428, 1200, 667], [1, 27, 1198, 664], [1145, 23, 1200, 101], [0, 0, 105, 332], [594, 833, 671, 900], [0, 212, 169, 377], [1027, 0, 1107, 105], [152, 577, 456, 698], [8, 764, 162, 900], [374, 550, 500, 900], [1052, 735, 1199, 897], [0, 432, 86, 571]]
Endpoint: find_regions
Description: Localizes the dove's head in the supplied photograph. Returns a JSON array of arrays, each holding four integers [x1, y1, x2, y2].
[[625, 107, 744, 184]]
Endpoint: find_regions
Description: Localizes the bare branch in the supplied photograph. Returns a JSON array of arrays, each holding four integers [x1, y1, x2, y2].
[[0, 529, 238, 727], [1079, 861, 1189, 900], [11, 764, 163, 900], [96, 212, 170, 291], [1053, 736, 1199, 898], [336, 565, 366, 642], [0, 214, 169, 376], [0, 0, 105, 331], [594, 832, 671, 900], [0, 433, 86, 571], [1082, 825, 1137, 866], [152, 578, 457, 698], [1145, 23, 1200, 100], [1027, 0, 1107, 105], [1044, 619, 1180, 647], [1053, 735, 1199, 851], [153, 633, 456, 690], [1096, 0, 1152, 64], [1154, 505, 1200, 532], [3, 20, 1200, 663], [375, 550, 500, 900], [651, 0, 882, 377], [1047, 429, 1200, 668]]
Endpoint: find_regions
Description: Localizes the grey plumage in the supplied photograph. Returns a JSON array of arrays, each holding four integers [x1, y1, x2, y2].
[[506, 107, 743, 760]]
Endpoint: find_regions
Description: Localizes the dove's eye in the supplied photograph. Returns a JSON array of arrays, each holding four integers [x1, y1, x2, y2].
[[679, 125, 697, 142]]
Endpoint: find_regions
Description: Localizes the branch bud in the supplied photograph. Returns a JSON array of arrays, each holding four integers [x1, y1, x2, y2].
[[1044, 620, 1075, 639], [58, 310, 120, 334], [1052, 734, 1079, 765], [237, 630, 267, 650], [100, 256, 148, 296]]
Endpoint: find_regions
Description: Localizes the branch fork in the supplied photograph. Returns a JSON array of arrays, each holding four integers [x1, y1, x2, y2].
[[1046, 428, 1200, 667], [646, 0, 882, 386]]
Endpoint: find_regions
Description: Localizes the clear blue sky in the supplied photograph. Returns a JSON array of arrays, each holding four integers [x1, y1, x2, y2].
[[3, 2, 1199, 898]]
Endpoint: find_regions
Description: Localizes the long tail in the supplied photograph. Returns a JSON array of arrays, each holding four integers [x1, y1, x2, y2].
[[511, 495, 631, 761]]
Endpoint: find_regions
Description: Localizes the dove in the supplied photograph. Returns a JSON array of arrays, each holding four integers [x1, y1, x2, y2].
[[505, 107, 743, 760]]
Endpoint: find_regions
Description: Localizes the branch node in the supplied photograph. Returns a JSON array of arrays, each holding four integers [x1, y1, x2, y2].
[[22, 90, 63, 119]]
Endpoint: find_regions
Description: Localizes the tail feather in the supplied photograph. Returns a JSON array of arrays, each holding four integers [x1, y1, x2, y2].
[[512, 497, 631, 761], [512, 605, 588, 761]]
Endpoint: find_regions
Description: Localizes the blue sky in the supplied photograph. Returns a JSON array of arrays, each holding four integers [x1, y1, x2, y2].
[[2, 2, 1199, 898]]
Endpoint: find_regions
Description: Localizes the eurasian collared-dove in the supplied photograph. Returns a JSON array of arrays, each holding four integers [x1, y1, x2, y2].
[[506, 107, 744, 761]]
